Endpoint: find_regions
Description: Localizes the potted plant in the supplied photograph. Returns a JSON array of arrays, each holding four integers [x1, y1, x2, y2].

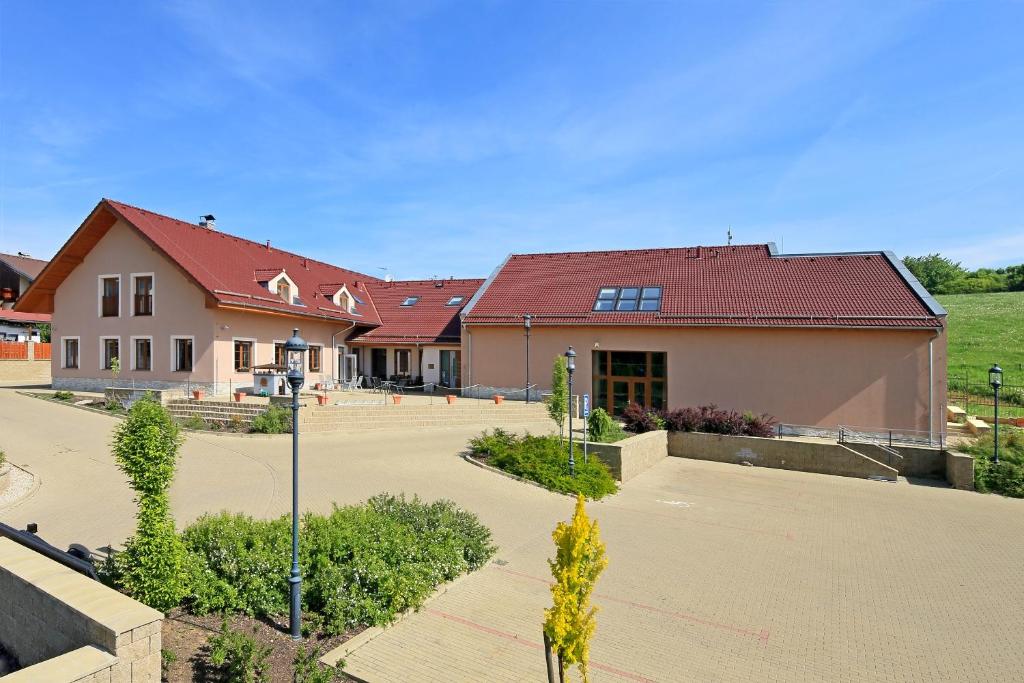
[[446, 394, 457, 405], [192, 389, 205, 401], [392, 394, 402, 405], [314, 382, 324, 391], [317, 394, 330, 406], [233, 391, 244, 402], [493, 394, 505, 405]]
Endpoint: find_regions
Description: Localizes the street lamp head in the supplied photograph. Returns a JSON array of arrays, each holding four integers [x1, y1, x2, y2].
[[524, 313, 532, 330], [285, 328, 308, 391], [564, 346, 576, 374], [989, 364, 1003, 390]]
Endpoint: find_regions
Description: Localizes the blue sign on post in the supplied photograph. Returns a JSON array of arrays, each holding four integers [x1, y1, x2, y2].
[[583, 393, 590, 418]]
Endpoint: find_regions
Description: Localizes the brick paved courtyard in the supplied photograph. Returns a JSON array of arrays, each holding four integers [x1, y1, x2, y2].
[[2, 384, 1023, 681]]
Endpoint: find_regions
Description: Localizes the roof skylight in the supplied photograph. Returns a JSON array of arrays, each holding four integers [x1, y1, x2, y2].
[[446, 296, 465, 306], [592, 286, 661, 312], [401, 296, 420, 306]]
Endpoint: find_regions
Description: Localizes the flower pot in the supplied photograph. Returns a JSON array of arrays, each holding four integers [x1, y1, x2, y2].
[[493, 395, 505, 405], [233, 392, 244, 402], [315, 383, 324, 391], [317, 395, 329, 406], [392, 395, 402, 405], [446, 395, 456, 405], [192, 390, 204, 401]]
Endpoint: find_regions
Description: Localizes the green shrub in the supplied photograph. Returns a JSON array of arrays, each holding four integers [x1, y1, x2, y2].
[[964, 429, 1024, 497], [548, 357, 568, 439], [470, 430, 618, 500], [182, 494, 496, 634], [109, 397, 188, 612], [208, 620, 271, 683], [182, 415, 207, 430], [0, 449, 5, 469], [53, 390, 74, 401], [587, 408, 627, 443], [293, 646, 344, 683], [251, 405, 291, 434]]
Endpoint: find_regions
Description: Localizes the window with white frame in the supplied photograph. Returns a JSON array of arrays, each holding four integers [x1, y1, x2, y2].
[[99, 275, 120, 317], [133, 337, 152, 371], [395, 349, 411, 377], [62, 337, 80, 369], [131, 273, 154, 316], [172, 336, 193, 372], [100, 337, 120, 370]]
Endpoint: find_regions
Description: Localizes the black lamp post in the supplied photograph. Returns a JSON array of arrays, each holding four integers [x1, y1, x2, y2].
[[524, 314, 532, 404], [285, 328, 308, 640], [565, 346, 576, 477], [990, 363, 1002, 465]]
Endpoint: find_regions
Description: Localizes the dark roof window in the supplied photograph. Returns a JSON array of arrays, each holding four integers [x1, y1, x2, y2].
[[401, 296, 420, 306], [593, 286, 661, 312]]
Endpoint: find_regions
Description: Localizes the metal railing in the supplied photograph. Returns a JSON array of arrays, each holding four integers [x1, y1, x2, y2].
[[777, 423, 945, 450]]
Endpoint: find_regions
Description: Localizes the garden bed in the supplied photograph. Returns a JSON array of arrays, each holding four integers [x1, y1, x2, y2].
[[162, 610, 362, 682]]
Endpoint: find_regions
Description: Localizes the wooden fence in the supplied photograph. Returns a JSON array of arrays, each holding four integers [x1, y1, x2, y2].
[[0, 341, 50, 360]]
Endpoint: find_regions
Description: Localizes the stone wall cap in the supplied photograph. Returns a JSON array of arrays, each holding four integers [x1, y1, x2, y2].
[[0, 538, 163, 632], [2, 645, 117, 682]]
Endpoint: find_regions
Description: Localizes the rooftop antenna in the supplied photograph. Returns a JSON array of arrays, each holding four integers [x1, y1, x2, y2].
[[727, 228, 733, 246]]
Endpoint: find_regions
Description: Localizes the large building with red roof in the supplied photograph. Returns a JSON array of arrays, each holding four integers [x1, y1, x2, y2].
[[461, 244, 947, 435], [16, 199, 946, 434]]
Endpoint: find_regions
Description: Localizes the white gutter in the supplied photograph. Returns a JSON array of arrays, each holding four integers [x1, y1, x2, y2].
[[929, 331, 936, 446], [464, 324, 472, 389]]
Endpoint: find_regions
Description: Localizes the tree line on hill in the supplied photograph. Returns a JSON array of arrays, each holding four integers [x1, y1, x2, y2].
[[902, 254, 1024, 295]]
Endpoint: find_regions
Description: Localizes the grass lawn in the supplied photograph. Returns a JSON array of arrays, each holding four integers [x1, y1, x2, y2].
[[938, 291, 1024, 416]]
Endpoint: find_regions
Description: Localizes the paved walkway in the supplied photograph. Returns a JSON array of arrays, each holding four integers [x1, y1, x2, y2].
[[2, 384, 1024, 680]]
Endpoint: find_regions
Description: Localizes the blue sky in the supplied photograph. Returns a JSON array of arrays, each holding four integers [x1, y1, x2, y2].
[[1, 2, 1022, 278]]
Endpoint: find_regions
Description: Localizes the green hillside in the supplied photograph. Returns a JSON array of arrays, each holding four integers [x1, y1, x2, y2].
[[938, 291, 1024, 385]]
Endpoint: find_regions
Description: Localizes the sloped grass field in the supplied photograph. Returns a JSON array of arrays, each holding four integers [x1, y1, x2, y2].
[[938, 291, 1024, 417]]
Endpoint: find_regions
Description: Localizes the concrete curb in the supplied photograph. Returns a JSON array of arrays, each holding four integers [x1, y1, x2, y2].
[[0, 460, 40, 511], [461, 453, 583, 500]]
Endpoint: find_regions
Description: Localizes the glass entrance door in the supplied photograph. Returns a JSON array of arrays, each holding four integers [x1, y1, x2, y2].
[[439, 350, 461, 388], [371, 348, 388, 379], [593, 350, 666, 414]]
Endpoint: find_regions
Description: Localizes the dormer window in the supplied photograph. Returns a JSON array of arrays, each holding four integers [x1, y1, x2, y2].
[[446, 296, 465, 306], [401, 296, 419, 307], [267, 271, 299, 306], [277, 281, 291, 303], [331, 285, 358, 313]]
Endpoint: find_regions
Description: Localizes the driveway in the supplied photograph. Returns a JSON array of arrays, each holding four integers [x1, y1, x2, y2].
[[2, 385, 1024, 681]]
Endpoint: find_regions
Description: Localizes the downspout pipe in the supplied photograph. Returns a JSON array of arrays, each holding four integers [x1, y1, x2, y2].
[[929, 331, 936, 446]]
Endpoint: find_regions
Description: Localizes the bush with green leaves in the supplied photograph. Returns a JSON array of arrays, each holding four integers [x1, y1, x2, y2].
[[251, 405, 291, 434], [964, 429, 1024, 498], [586, 408, 628, 443], [107, 397, 189, 611], [470, 430, 618, 500], [293, 646, 344, 683], [208, 620, 271, 683], [182, 494, 496, 634], [182, 414, 208, 430], [548, 356, 568, 439], [53, 390, 75, 401]]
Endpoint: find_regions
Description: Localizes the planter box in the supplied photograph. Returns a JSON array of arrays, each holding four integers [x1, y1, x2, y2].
[[585, 430, 667, 482]]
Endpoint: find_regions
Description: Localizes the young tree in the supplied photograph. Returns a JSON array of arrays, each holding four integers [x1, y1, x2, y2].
[[110, 396, 189, 611], [548, 356, 568, 441], [544, 495, 607, 683], [902, 254, 966, 294]]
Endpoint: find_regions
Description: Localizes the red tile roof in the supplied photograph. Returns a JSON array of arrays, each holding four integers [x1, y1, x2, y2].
[[0, 309, 51, 324], [463, 245, 944, 329], [102, 200, 383, 326], [0, 252, 48, 280], [350, 278, 484, 345]]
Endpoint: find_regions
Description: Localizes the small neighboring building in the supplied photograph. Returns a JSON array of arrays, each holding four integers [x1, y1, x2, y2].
[[1, 251, 49, 310], [347, 278, 483, 387], [0, 310, 49, 342], [461, 245, 948, 435]]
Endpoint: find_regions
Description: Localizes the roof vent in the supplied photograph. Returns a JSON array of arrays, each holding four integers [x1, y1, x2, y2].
[[384, 274, 394, 283], [198, 214, 216, 229], [434, 280, 444, 288]]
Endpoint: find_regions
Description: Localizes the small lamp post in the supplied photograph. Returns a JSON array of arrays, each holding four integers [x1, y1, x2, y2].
[[524, 314, 532, 404], [285, 328, 308, 640], [565, 346, 576, 477], [989, 363, 1002, 465]]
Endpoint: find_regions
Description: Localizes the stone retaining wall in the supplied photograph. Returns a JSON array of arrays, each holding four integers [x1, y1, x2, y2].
[[0, 538, 162, 682], [586, 431, 667, 481], [945, 451, 975, 490]]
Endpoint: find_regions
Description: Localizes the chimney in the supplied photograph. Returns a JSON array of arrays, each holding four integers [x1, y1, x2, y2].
[[198, 214, 216, 229]]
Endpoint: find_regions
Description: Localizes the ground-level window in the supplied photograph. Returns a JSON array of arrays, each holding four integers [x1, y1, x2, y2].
[[274, 342, 285, 366], [395, 349, 410, 377], [308, 345, 322, 372], [134, 338, 152, 371], [592, 350, 666, 414], [234, 340, 253, 372], [173, 337, 193, 372], [101, 337, 119, 370], [63, 338, 79, 369]]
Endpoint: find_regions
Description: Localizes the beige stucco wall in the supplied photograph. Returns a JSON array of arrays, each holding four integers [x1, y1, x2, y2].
[[586, 430, 668, 481], [464, 324, 947, 433], [0, 359, 50, 383]]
